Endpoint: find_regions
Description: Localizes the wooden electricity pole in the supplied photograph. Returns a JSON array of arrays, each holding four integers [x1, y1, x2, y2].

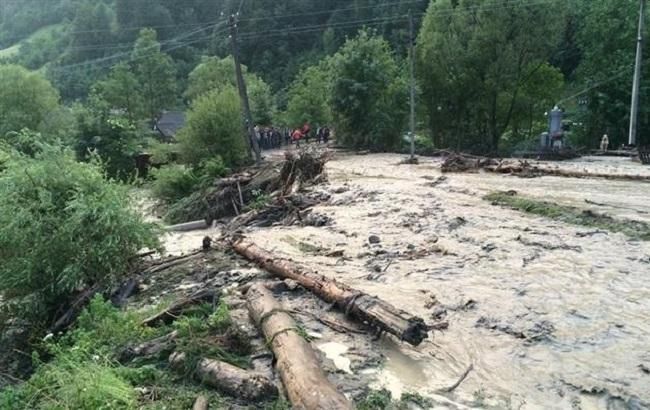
[[229, 14, 261, 163], [408, 10, 416, 160], [629, 0, 645, 146]]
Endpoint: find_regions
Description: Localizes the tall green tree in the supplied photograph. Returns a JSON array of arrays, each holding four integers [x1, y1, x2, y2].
[[573, 0, 648, 148], [132, 28, 177, 124], [177, 86, 247, 168], [0, 64, 60, 137], [330, 29, 408, 151], [185, 56, 275, 125], [68, 1, 114, 62], [417, 0, 563, 153], [91, 63, 142, 122], [285, 60, 333, 128]]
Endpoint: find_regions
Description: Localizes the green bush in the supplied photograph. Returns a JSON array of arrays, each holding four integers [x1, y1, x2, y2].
[[0, 144, 160, 326], [150, 164, 200, 204], [197, 156, 229, 183]]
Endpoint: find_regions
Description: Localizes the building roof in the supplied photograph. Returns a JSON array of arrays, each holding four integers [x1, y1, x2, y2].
[[155, 111, 185, 140]]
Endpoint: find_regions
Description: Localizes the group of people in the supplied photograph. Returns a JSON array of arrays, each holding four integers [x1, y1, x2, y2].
[[253, 123, 331, 150]]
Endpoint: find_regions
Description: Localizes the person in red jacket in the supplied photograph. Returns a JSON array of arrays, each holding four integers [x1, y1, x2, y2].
[[291, 128, 303, 147]]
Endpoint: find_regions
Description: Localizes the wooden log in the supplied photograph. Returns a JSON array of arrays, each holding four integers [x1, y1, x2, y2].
[[166, 219, 210, 232], [193, 395, 209, 410], [142, 288, 217, 326], [169, 352, 277, 402], [246, 283, 352, 409], [120, 331, 178, 362], [232, 237, 429, 346]]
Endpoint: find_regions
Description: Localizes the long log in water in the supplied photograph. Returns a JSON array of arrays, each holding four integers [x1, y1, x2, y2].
[[233, 237, 428, 346], [246, 283, 352, 410]]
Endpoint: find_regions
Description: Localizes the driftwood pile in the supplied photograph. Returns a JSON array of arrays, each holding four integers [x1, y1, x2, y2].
[[224, 149, 331, 230], [441, 153, 650, 182]]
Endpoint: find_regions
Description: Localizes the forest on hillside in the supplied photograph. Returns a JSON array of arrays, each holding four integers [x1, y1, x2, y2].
[[1, 0, 648, 152]]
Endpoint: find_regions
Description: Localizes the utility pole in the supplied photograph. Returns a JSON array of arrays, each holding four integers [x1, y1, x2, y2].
[[229, 14, 261, 163], [629, 0, 645, 147], [408, 10, 416, 160]]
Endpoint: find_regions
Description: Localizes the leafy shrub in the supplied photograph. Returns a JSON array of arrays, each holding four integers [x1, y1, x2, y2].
[[150, 164, 200, 204], [0, 144, 160, 326], [197, 156, 229, 182]]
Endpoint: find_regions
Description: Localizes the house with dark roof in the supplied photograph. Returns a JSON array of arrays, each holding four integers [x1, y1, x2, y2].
[[154, 111, 185, 141]]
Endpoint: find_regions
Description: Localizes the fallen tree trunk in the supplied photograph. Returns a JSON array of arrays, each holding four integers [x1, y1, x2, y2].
[[232, 237, 429, 346], [169, 352, 277, 402], [142, 288, 217, 326], [246, 284, 352, 409], [192, 395, 209, 410]]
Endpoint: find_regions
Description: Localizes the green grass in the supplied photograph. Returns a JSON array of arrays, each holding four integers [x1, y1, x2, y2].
[[484, 191, 650, 240], [0, 296, 252, 409], [355, 389, 435, 410]]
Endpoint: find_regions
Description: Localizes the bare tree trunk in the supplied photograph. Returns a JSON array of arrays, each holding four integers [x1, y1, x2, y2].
[[246, 283, 352, 410], [232, 237, 429, 346]]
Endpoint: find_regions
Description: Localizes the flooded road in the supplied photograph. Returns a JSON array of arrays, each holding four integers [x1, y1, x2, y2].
[[242, 153, 650, 409]]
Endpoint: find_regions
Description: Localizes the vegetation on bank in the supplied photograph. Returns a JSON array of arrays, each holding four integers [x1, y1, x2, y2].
[[484, 191, 650, 241], [0, 297, 254, 409], [0, 141, 160, 331]]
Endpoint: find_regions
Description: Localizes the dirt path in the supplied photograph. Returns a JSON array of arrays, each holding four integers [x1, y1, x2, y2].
[[235, 152, 650, 409]]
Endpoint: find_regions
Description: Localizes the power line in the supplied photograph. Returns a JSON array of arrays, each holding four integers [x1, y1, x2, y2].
[[236, 0, 558, 41], [556, 66, 634, 106], [49, 20, 228, 72]]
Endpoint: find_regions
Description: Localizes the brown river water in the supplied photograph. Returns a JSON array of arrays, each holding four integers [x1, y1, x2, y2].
[[161, 152, 650, 409]]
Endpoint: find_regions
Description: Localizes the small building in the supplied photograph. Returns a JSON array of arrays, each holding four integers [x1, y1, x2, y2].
[[154, 111, 185, 141]]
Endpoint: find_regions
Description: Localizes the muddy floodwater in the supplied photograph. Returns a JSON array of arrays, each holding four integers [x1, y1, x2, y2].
[[152, 152, 650, 408], [229, 152, 650, 409]]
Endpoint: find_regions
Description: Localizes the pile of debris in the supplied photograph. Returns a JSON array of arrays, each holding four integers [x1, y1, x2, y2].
[[441, 153, 650, 182], [223, 149, 332, 230]]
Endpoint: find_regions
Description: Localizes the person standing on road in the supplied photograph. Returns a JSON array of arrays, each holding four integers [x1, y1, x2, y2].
[[292, 128, 303, 148], [600, 134, 609, 151]]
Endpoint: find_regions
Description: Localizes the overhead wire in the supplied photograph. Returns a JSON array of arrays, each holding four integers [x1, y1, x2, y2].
[[556, 66, 634, 106], [49, 20, 228, 73], [236, 0, 558, 42], [36, 0, 561, 76]]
